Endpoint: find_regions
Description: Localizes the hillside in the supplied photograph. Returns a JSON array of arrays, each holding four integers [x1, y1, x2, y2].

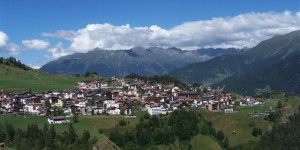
[[40, 47, 240, 77], [168, 30, 300, 95], [215, 54, 300, 95], [0, 64, 91, 92]]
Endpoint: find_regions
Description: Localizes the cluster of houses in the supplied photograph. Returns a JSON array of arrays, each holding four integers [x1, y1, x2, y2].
[[0, 77, 265, 123]]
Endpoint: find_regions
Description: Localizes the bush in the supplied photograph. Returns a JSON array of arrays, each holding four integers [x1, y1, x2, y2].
[[98, 128, 104, 134], [72, 115, 78, 123], [118, 120, 127, 126], [252, 127, 262, 137], [217, 130, 225, 141]]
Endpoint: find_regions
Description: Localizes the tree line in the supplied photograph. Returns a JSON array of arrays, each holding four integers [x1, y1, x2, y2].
[[0, 57, 31, 70], [0, 122, 96, 150]]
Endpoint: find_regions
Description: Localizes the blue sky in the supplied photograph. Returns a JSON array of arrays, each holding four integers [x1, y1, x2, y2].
[[0, 0, 300, 68]]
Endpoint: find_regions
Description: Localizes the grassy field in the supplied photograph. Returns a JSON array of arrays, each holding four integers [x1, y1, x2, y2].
[[0, 114, 139, 140], [191, 134, 222, 150], [0, 64, 94, 92], [202, 95, 300, 147]]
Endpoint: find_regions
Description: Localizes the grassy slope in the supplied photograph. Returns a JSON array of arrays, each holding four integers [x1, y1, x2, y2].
[[0, 115, 139, 140], [0, 64, 92, 92], [202, 95, 300, 147], [191, 134, 222, 150]]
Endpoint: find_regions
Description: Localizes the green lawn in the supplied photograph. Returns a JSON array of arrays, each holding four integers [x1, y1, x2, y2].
[[0, 65, 93, 92]]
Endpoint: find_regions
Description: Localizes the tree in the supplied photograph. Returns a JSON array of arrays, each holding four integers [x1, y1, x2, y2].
[[144, 113, 150, 119], [73, 115, 79, 123], [118, 120, 127, 126], [44, 99, 51, 109], [109, 131, 124, 147], [277, 100, 283, 108], [252, 127, 262, 137], [137, 131, 151, 145], [224, 137, 230, 149], [217, 130, 225, 141]]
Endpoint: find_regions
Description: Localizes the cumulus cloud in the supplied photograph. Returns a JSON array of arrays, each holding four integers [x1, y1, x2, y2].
[[42, 11, 300, 57], [22, 39, 50, 50], [0, 31, 21, 55], [0, 31, 8, 47]]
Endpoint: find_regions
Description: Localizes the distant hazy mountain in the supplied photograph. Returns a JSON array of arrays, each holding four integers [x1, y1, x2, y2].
[[168, 30, 300, 95], [40, 47, 240, 77]]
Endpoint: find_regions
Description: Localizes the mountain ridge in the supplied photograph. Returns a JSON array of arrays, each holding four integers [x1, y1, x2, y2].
[[40, 47, 240, 77], [168, 30, 300, 95]]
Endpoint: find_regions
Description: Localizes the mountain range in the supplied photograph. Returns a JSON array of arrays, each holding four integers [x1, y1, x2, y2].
[[40, 47, 240, 77], [168, 30, 300, 95]]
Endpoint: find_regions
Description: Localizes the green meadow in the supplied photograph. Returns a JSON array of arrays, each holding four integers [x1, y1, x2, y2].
[[0, 64, 93, 92], [202, 94, 300, 147]]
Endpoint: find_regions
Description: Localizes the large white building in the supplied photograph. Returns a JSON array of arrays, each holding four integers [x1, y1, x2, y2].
[[147, 107, 169, 116]]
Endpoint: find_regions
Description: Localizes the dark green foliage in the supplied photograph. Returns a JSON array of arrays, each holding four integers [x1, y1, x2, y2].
[[73, 115, 79, 123], [109, 131, 124, 147], [82, 130, 90, 144], [0, 123, 96, 150], [256, 112, 300, 150], [44, 99, 51, 109], [277, 100, 283, 108], [108, 110, 200, 149], [217, 130, 225, 141], [144, 113, 150, 119], [98, 128, 104, 134], [265, 112, 280, 123], [252, 127, 262, 137], [168, 110, 199, 141], [224, 137, 230, 149], [201, 121, 217, 137], [118, 120, 127, 126], [0, 57, 31, 70], [137, 130, 151, 145]]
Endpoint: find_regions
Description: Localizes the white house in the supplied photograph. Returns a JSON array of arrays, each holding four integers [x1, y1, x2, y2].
[[47, 116, 69, 124], [148, 107, 169, 116]]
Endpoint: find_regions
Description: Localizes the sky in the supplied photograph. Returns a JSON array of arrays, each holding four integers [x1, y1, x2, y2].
[[0, 0, 300, 69]]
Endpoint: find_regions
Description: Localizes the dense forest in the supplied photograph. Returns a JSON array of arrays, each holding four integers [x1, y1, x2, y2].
[[0, 123, 96, 150], [108, 110, 227, 149]]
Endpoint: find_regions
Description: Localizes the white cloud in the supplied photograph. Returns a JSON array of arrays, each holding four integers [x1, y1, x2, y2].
[[27, 64, 41, 69], [41, 11, 300, 57], [22, 39, 50, 50], [0, 31, 8, 47], [0, 31, 21, 55]]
